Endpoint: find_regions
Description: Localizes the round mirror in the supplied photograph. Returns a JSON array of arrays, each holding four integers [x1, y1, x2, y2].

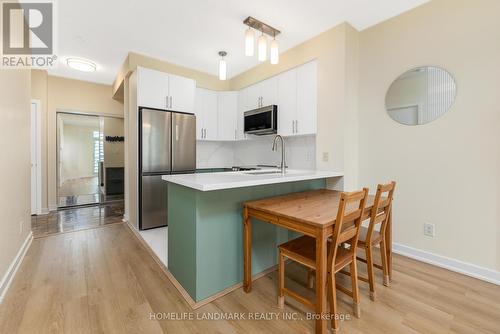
[[385, 66, 456, 125]]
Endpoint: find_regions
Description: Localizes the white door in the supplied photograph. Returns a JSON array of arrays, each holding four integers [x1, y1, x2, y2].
[[218, 92, 238, 140], [137, 67, 169, 109], [260, 76, 278, 107], [201, 89, 218, 140], [296, 61, 317, 135], [277, 69, 297, 136], [168, 74, 196, 113]]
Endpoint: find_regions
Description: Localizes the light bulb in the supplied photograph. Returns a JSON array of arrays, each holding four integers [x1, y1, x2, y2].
[[258, 33, 267, 62], [245, 28, 254, 57], [270, 38, 279, 65], [219, 58, 227, 81]]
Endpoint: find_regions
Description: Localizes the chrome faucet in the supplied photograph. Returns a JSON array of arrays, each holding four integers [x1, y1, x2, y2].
[[272, 135, 286, 174]]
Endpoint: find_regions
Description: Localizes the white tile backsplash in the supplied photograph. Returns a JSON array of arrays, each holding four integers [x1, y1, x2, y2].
[[197, 135, 316, 170], [196, 141, 234, 168]]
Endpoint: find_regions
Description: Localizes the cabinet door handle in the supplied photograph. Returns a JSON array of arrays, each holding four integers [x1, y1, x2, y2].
[[295, 120, 298, 133]]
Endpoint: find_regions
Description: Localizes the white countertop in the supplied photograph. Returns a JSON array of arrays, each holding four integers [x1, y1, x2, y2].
[[161, 169, 343, 191]]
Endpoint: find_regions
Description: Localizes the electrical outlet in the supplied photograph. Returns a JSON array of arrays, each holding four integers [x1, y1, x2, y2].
[[19, 220, 23, 235], [424, 223, 435, 237], [322, 152, 329, 162]]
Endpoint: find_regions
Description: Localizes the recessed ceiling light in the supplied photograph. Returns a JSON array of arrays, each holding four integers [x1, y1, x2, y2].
[[66, 58, 97, 72]]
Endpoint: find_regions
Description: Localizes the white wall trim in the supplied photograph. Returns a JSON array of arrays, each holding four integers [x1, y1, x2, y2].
[[49, 204, 58, 211], [40, 208, 50, 215], [0, 232, 33, 303], [393, 242, 500, 286]]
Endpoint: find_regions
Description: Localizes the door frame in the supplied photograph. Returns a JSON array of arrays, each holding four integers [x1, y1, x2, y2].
[[31, 99, 43, 215], [55, 110, 124, 208]]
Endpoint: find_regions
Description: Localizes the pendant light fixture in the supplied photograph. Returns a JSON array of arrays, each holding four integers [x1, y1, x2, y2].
[[218, 51, 227, 81], [257, 32, 267, 62], [245, 28, 254, 56], [243, 17, 281, 64], [270, 35, 279, 65]]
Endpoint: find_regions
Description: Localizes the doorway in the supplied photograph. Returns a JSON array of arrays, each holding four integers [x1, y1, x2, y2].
[[56, 112, 124, 208]]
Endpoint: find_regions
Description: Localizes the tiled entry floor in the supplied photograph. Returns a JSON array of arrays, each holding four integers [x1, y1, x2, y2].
[[31, 201, 124, 238]]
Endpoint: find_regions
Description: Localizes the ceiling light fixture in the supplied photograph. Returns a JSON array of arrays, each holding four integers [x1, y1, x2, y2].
[[243, 16, 281, 64], [270, 35, 279, 65], [218, 51, 227, 81], [66, 58, 97, 72], [245, 28, 254, 56], [257, 32, 267, 62]]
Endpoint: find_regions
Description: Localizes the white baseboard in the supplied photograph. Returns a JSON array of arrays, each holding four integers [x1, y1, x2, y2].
[[39, 208, 50, 215], [392, 243, 500, 286], [0, 232, 33, 303]]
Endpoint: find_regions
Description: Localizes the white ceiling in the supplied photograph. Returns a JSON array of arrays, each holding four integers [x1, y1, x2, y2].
[[49, 0, 429, 85]]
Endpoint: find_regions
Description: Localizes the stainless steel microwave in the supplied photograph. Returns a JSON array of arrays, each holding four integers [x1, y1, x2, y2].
[[244, 105, 278, 135]]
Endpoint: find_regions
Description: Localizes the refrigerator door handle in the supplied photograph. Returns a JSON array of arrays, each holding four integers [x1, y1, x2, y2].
[[175, 124, 179, 141]]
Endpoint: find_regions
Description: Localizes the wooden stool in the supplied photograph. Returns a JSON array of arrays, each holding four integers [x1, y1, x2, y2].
[[355, 181, 396, 301], [278, 188, 369, 333]]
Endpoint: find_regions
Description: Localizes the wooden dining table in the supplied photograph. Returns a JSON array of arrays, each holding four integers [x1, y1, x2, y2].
[[242, 189, 392, 334]]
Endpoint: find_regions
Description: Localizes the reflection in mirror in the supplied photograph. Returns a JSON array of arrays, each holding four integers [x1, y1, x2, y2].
[[385, 66, 456, 125]]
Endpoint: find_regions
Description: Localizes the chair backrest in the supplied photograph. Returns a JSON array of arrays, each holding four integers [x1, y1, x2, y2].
[[365, 181, 396, 243], [328, 188, 369, 265]]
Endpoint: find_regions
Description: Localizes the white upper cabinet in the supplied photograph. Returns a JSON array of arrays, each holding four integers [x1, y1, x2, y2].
[[260, 76, 278, 107], [137, 67, 169, 110], [136, 67, 195, 113], [242, 76, 278, 111], [244, 84, 261, 111], [276, 60, 317, 136], [277, 69, 297, 136], [296, 61, 317, 135], [236, 90, 247, 140], [217, 91, 238, 141], [168, 73, 196, 113], [194, 88, 218, 140]]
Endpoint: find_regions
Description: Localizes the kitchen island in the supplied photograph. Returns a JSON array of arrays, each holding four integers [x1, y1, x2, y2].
[[162, 169, 343, 306]]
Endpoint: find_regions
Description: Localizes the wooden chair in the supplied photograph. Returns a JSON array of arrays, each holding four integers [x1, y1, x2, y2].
[[355, 181, 396, 301], [278, 188, 369, 333]]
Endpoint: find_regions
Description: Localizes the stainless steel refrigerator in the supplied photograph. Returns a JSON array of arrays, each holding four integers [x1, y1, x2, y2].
[[139, 107, 196, 230]]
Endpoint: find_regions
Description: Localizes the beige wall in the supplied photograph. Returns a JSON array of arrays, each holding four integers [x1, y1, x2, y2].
[[0, 70, 31, 285], [357, 0, 500, 271], [31, 72, 123, 209]]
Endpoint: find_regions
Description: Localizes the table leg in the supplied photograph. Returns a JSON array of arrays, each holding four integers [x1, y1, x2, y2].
[[243, 207, 252, 293], [386, 210, 392, 281], [315, 228, 328, 334]]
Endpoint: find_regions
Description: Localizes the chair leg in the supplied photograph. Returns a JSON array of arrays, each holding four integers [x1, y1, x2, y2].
[[307, 268, 314, 289], [328, 270, 339, 333], [350, 261, 361, 318], [278, 251, 285, 309], [366, 245, 376, 301], [380, 239, 390, 287]]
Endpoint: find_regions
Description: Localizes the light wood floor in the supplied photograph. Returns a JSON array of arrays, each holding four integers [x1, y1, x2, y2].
[[1, 223, 499, 334]]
